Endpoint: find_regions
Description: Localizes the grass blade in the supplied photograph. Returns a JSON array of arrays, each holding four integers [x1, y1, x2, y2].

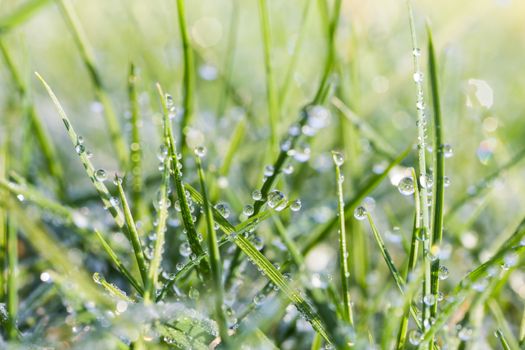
[[35, 72, 125, 227], [56, 0, 128, 168], [427, 26, 446, 322], [495, 329, 512, 350], [156, 84, 210, 278], [93, 229, 143, 295], [143, 148, 170, 302], [195, 154, 230, 346], [175, 0, 196, 156], [6, 216, 18, 340], [0, 0, 51, 34], [115, 177, 148, 286], [258, 0, 279, 154], [332, 151, 354, 326], [127, 64, 146, 220]]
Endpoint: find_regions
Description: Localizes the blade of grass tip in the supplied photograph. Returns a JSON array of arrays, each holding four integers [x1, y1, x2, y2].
[[56, 0, 128, 168], [143, 154, 170, 303], [427, 26, 446, 323], [396, 168, 422, 349], [332, 151, 354, 326], [278, 0, 311, 110], [92, 272, 134, 303], [0, 0, 52, 34], [195, 153, 230, 346], [128, 63, 146, 221], [406, 0, 432, 331], [216, 0, 239, 119], [311, 332, 322, 350], [175, 0, 196, 156], [94, 229, 143, 295], [488, 299, 521, 350], [115, 176, 148, 287], [35, 72, 125, 227], [258, 0, 279, 155], [156, 83, 210, 278], [302, 145, 411, 255], [6, 216, 18, 340], [495, 329, 512, 350], [185, 185, 335, 345], [0, 40, 66, 196]]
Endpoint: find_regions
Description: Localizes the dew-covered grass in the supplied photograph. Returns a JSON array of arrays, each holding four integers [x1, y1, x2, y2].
[[1, 0, 525, 349]]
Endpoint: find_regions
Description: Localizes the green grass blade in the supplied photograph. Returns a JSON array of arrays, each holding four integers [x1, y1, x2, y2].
[[115, 177, 148, 286], [0, 0, 51, 34], [56, 0, 128, 168], [272, 216, 303, 267], [175, 0, 196, 156], [332, 151, 354, 326], [144, 150, 170, 302], [258, 0, 279, 154], [92, 272, 134, 303], [488, 299, 520, 350], [195, 155, 230, 346], [156, 84, 210, 278], [6, 216, 18, 340], [302, 145, 411, 254], [127, 64, 146, 220], [35, 72, 125, 227], [495, 329, 512, 350], [427, 26, 445, 321], [93, 229, 143, 295]]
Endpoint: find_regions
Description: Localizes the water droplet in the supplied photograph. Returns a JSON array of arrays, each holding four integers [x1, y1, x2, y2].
[[412, 48, 421, 57], [408, 329, 422, 345], [94, 169, 107, 182], [267, 190, 287, 211], [423, 294, 436, 306], [40, 272, 51, 282], [251, 190, 262, 201], [290, 199, 302, 212], [253, 293, 265, 306], [157, 145, 168, 161], [353, 206, 367, 221], [75, 143, 85, 155], [283, 164, 294, 175], [442, 144, 453, 158], [243, 205, 254, 216], [179, 242, 191, 257], [264, 165, 274, 177], [215, 203, 231, 218], [438, 265, 449, 280], [194, 146, 207, 158], [331, 151, 344, 166], [306, 105, 331, 130], [397, 177, 415, 196], [458, 327, 473, 341], [16, 194, 25, 202], [419, 173, 433, 189], [109, 196, 120, 207], [253, 236, 264, 250], [290, 142, 310, 162], [413, 72, 423, 83]]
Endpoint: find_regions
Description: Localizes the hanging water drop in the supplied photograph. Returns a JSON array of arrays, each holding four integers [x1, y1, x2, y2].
[[252, 190, 262, 201], [264, 165, 274, 177], [397, 177, 415, 196], [215, 203, 231, 218], [243, 205, 254, 216], [331, 151, 344, 166], [194, 146, 207, 158], [438, 265, 449, 280], [442, 144, 453, 158], [353, 206, 367, 221], [94, 169, 107, 182], [267, 190, 287, 211], [290, 199, 302, 212]]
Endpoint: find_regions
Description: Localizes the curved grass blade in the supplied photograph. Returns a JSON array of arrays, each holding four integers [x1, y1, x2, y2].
[[495, 329, 512, 350], [92, 272, 134, 303], [175, 0, 196, 156], [35, 72, 125, 227], [488, 299, 520, 350], [195, 155, 230, 346], [427, 26, 445, 322], [56, 0, 128, 168]]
